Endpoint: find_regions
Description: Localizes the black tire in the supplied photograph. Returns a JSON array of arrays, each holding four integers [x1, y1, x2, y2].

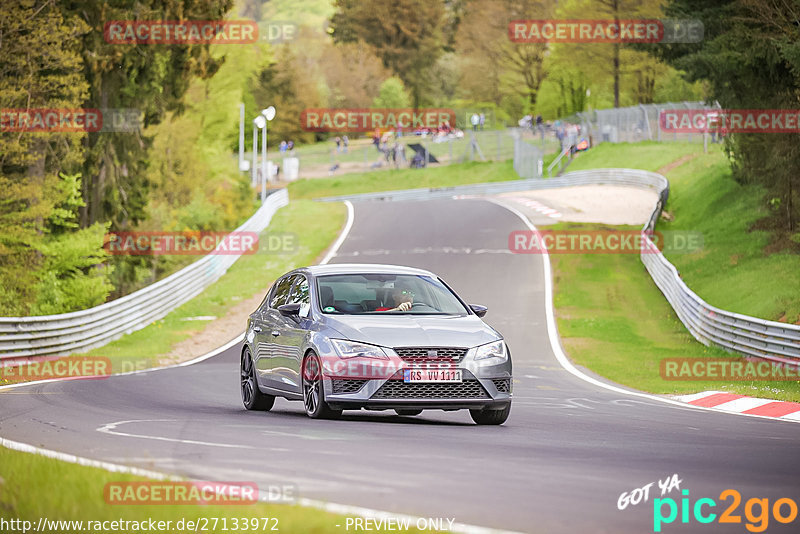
[[395, 409, 423, 416], [470, 404, 510, 425], [241, 347, 275, 411], [302, 351, 342, 419]]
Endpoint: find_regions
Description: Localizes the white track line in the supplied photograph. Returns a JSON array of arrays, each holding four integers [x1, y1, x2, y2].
[[319, 200, 354, 265], [487, 197, 799, 425], [97, 419, 258, 449]]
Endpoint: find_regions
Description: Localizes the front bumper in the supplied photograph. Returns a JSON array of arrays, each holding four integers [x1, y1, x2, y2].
[[324, 368, 512, 411]]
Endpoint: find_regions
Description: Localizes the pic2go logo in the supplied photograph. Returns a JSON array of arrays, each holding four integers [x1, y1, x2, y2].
[[653, 489, 799, 532]]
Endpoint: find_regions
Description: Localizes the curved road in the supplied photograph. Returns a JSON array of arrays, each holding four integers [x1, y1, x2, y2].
[[2, 198, 799, 533]]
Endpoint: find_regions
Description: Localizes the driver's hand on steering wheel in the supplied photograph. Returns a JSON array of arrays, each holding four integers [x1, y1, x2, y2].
[[394, 301, 412, 312]]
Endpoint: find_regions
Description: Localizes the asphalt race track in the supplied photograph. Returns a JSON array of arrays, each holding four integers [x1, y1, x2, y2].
[[2, 198, 799, 533]]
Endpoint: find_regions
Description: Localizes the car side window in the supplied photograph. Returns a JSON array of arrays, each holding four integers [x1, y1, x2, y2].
[[257, 282, 277, 313], [287, 275, 311, 317], [287, 275, 310, 305], [269, 276, 294, 309]]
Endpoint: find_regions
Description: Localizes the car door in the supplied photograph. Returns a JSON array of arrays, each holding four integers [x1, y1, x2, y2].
[[269, 274, 312, 393], [254, 275, 294, 389]]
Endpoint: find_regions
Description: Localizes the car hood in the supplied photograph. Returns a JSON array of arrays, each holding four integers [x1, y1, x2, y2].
[[323, 314, 501, 349]]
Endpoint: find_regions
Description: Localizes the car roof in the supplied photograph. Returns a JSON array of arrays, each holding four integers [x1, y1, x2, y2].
[[299, 263, 436, 277]]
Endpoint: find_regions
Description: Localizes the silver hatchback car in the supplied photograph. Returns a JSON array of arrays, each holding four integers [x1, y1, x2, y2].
[[240, 264, 512, 424]]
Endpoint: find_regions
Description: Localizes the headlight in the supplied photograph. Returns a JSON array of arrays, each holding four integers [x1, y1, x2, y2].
[[472, 340, 508, 365], [331, 339, 389, 360]]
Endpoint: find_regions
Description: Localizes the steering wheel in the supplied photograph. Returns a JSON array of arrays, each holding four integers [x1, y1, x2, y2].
[[410, 302, 434, 310]]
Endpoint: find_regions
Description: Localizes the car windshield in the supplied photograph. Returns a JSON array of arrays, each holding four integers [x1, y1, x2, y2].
[[317, 274, 469, 315]]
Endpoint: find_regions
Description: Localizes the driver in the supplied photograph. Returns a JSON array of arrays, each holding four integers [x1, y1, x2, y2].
[[376, 284, 413, 312]]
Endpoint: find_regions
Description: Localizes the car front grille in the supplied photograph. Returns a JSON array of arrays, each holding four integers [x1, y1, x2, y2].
[[492, 378, 511, 393], [331, 379, 367, 394], [393, 347, 468, 365], [371, 379, 489, 399]]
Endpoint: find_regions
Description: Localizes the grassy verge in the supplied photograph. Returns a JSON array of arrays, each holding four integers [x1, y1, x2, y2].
[[565, 141, 702, 172], [289, 160, 520, 200], [0, 446, 425, 533], [78, 200, 345, 373], [549, 142, 800, 401], [660, 151, 800, 322], [551, 222, 800, 401]]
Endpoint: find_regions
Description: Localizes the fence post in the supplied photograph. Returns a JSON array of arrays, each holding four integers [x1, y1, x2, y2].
[[640, 104, 652, 141], [684, 101, 692, 143], [656, 106, 662, 142]]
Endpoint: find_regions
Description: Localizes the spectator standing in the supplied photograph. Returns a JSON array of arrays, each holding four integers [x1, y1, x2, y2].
[[479, 113, 485, 130], [342, 135, 349, 153], [279, 140, 287, 154], [567, 124, 578, 156], [470, 113, 479, 131], [372, 129, 381, 151]]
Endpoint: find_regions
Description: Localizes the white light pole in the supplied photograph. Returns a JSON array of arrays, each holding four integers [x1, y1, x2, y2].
[[238, 103, 245, 171], [259, 106, 276, 203], [251, 119, 258, 187], [254, 115, 266, 200]]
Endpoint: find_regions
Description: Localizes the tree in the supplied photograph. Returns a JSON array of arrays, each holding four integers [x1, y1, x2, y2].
[[322, 42, 391, 109], [250, 45, 321, 146], [653, 0, 799, 237], [556, 0, 663, 108], [455, 0, 552, 112], [60, 0, 233, 231], [373, 77, 413, 108], [330, 0, 446, 106], [0, 1, 110, 315]]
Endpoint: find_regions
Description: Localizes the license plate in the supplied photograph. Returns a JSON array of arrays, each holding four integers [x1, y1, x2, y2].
[[403, 369, 462, 383]]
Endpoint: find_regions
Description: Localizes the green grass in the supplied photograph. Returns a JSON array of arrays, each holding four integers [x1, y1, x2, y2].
[[550, 222, 800, 401], [565, 141, 701, 172], [76, 200, 345, 373], [0, 446, 426, 533], [660, 151, 800, 322], [549, 142, 800, 401], [289, 160, 521, 200]]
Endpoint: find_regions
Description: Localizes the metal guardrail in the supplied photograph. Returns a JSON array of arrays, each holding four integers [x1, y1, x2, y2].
[[0, 189, 289, 359], [317, 169, 668, 204], [318, 170, 800, 364]]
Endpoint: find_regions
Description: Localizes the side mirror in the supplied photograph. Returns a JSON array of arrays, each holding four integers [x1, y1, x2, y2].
[[469, 304, 488, 318], [278, 303, 302, 317]]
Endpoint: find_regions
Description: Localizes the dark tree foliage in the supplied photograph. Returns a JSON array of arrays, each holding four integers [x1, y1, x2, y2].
[[653, 0, 799, 237], [60, 0, 233, 231], [329, 0, 446, 106]]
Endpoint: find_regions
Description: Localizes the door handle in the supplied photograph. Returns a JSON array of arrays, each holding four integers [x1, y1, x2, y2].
[[271, 330, 281, 337], [253, 326, 262, 333]]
